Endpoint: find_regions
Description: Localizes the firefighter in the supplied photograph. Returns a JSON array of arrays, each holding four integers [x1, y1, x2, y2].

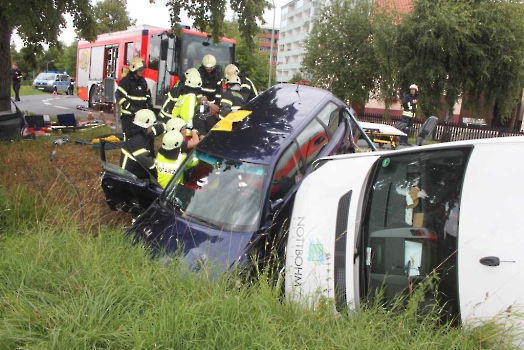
[[156, 130, 186, 188], [198, 54, 221, 113], [120, 110, 157, 180], [400, 84, 419, 145], [233, 61, 258, 102], [171, 69, 202, 129], [115, 57, 153, 140], [165, 117, 200, 150], [158, 68, 201, 121], [219, 75, 245, 119]]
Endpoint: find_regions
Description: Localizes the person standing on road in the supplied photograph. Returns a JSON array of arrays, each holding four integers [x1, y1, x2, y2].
[[116, 57, 153, 140], [10, 63, 23, 102], [400, 84, 419, 145]]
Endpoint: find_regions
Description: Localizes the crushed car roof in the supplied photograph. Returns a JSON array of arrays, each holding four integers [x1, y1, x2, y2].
[[197, 84, 336, 164]]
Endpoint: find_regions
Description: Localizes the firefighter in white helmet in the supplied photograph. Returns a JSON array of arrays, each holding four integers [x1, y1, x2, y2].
[[219, 75, 245, 119], [155, 130, 186, 188], [400, 84, 419, 145], [115, 57, 153, 140], [159, 68, 202, 121], [198, 54, 222, 116], [120, 109, 157, 180]]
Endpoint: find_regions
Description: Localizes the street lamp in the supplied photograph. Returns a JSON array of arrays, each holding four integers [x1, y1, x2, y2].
[[46, 60, 54, 72], [268, 0, 276, 88]]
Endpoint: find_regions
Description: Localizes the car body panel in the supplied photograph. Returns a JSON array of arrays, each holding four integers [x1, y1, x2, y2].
[[126, 84, 355, 273], [458, 142, 524, 328], [286, 137, 524, 338]]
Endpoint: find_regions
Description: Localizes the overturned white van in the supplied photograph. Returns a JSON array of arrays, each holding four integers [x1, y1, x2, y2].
[[285, 137, 524, 342]]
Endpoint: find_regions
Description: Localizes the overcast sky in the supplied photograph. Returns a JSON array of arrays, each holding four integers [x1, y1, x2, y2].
[[11, 0, 285, 49]]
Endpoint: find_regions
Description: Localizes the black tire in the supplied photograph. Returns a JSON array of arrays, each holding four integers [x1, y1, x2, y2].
[[88, 85, 99, 108]]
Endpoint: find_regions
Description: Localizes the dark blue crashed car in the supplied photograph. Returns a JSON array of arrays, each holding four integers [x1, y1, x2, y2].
[[126, 84, 372, 275]]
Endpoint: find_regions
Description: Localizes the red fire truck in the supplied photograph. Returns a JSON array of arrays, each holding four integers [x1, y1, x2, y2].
[[76, 25, 235, 109]]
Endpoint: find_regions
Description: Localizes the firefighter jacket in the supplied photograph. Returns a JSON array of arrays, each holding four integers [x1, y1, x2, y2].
[[120, 131, 157, 180], [116, 73, 152, 117], [172, 93, 198, 127], [198, 65, 222, 103], [239, 73, 258, 102], [402, 93, 418, 118], [219, 89, 245, 119], [159, 82, 183, 120], [156, 149, 186, 188]]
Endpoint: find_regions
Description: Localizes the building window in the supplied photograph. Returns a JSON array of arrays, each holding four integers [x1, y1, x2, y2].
[[296, 0, 303, 8], [281, 19, 287, 27], [282, 6, 288, 15]]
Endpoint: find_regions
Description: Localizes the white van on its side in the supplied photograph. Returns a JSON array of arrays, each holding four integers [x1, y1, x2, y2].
[[285, 137, 524, 343]]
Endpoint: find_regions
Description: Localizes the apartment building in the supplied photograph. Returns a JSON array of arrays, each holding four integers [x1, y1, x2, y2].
[[277, 0, 322, 83], [258, 27, 279, 73]]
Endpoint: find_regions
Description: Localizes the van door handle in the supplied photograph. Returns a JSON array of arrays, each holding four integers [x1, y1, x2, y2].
[[480, 256, 500, 266], [479, 256, 516, 267]]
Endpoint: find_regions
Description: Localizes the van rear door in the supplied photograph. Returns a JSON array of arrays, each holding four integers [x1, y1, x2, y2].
[[458, 142, 524, 328]]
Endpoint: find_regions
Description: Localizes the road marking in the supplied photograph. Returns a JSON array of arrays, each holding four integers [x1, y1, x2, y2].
[[54, 106, 70, 110]]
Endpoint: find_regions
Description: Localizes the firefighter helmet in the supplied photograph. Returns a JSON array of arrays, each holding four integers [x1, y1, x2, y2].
[[133, 109, 156, 128], [202, 54, 216, 68], [226, 75, 241, 85], [162, 130, 184, 151], [185, 67, 199, 77], [166, 117, 187, 132], [409, 84, 419, 92], [185, 70, 202, 89], [129, 57, 145, 72], [224, 64, 239, 78]]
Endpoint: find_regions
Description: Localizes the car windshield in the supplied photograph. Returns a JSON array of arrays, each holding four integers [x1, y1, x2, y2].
[[162, 150, 267, 232], [36, 73, 56, 80]]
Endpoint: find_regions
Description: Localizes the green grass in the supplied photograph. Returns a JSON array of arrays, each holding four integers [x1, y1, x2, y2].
[[11, 85, 48, 97], [0, 131, 517, 349]]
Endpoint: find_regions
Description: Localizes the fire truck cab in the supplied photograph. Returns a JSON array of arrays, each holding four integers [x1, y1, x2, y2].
[[76, 25, 235, 109]]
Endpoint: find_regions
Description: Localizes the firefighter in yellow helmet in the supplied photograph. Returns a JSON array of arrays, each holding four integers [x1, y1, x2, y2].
[[171, 69, 202, 129], [198, 54, 222, 117], [115, 57, 153, 140]]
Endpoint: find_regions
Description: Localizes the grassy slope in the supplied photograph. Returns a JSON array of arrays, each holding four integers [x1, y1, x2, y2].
[[0, 128, 515, 349], [11, 85, 48, 96]]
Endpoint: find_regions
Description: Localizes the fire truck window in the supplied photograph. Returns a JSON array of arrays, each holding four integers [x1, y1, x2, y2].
[[270, 142, 304, 201], [295, 118, 329, 170], [149, 35, 161, 70], [135, 41, 141, 57], [125, 42, 134, 65], [315, 102, 339, 135]]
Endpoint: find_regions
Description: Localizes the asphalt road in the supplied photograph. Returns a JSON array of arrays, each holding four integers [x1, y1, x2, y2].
[[13, 93, 114, 120]]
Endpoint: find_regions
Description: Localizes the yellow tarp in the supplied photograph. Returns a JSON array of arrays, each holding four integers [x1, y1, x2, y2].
[[211, 110, 252, 132]]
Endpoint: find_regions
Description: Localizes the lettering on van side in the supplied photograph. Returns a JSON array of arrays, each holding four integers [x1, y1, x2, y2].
[[292, 217, 306, 287]]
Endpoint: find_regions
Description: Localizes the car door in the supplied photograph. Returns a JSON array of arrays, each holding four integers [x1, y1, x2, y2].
[[458, 142, 524, 328]]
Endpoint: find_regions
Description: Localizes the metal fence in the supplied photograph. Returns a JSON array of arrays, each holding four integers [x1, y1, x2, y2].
[[358, 113, 524, 142]]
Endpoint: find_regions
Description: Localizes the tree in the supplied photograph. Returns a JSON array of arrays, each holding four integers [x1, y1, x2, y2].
[[222, 21, 271, 91], [0, 0, 99, 111], [166, 0, 270, 51], [396, 0, 524, 122], [93, 0, 137, 35], [303, 0, 385, 110], [289, 72, 304, 84]]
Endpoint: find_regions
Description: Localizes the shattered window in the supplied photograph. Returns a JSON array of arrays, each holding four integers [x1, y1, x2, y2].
[[363, 147, 472, 316]]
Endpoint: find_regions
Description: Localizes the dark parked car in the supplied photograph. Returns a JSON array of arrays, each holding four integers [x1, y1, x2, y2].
[[125, 84, 373, 275]]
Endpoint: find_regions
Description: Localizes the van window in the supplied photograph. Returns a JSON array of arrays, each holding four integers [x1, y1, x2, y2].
[[270, 143, 305, 201], [149, 35, 161, 70], [295, 119, 329, 170], [362, 148, 472, 317]]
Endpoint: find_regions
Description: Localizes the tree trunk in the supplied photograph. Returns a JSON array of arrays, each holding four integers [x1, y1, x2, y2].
[[0, 8, 13, 112]]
